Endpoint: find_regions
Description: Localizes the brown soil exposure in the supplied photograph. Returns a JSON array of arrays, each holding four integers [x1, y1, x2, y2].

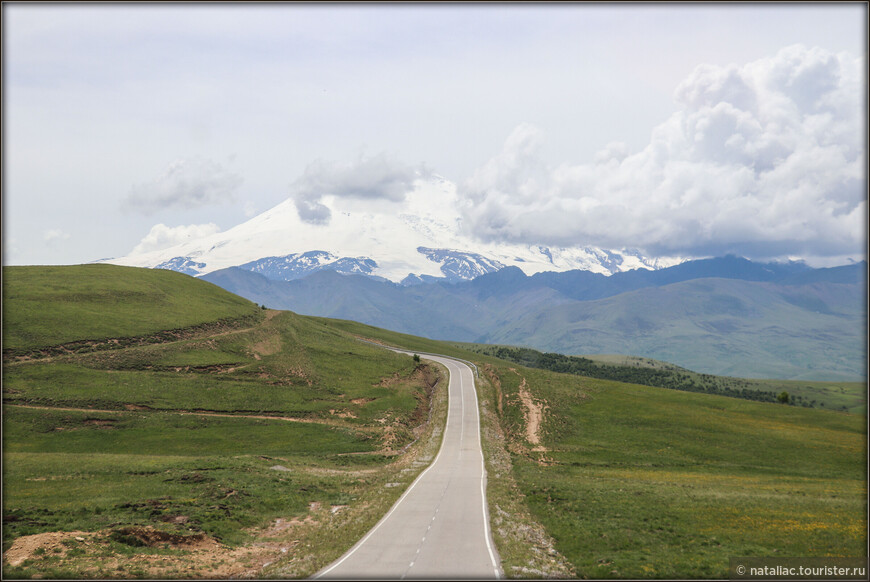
[[381, 425, 400, 450], [251, 333, 282, 357], [3, 524, 309, 579], [112, 526, 217, 549], [329, 409, 358, 419], [4, 531, 94, 567], [517, 377, 546, 448], [376, 371, 403, 387]]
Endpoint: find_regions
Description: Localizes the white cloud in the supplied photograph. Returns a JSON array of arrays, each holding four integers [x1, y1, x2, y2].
[[124, 157, 243, 214], [290, 153, 423, 224], [459, 45, 866, 262], [43, 229, 70, 243], [131, 223, 221, 255]]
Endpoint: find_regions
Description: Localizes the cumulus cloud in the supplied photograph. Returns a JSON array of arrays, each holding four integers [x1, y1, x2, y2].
[[131, 222, 221, 255], [290, 153, 423, 224], [125, 157, 243, 214], [459, 45, 866, 262]]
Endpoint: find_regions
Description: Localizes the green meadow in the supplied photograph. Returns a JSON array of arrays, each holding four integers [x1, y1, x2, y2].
[[2, 265, 259, 351], [2, 265, 444, 578], [497, 368, 867, 579], [3, 266, 866, 579], [309, 318, 868, 579]]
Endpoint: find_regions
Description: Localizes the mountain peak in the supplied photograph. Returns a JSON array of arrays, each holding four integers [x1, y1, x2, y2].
[[107, 176, 684, 283]]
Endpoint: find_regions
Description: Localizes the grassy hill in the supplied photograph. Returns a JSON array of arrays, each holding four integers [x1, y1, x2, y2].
[[510, 372, 865, 579], [2, 265, 261, 351], [3, 265, 865, 579], [306, 319, 868, 579], [2, 265, 446, 579]]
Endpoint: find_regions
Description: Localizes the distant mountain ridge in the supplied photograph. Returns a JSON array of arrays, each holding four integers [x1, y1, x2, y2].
[[201, 256, 867, 381], [479, 255, 817, 301], [98, 171, 864, 381]]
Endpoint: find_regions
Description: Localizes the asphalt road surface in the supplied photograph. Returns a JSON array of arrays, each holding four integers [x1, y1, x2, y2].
[[314, 353, 502, 580]]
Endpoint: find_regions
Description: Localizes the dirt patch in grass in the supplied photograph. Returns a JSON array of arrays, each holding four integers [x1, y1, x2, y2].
[[380, 425, 400, 450], [329, 409, 358, 419], [3, 525, 303, 579], [509, 375, 554, 465], [4, 531, 94, 567], [376, 371, 404, 388], [251, 335, 282, 358], [261, 515, 318, 537], [517, 376, 547, 450], [110, 526, 217, 549]]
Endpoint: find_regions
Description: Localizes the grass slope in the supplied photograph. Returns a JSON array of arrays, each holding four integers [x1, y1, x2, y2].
[[4, 267, 865, 579], [3, 265, 260, 351], [301, 317, 868, 579], [2, 266, 443, 579], [504, 371, 867, 579]]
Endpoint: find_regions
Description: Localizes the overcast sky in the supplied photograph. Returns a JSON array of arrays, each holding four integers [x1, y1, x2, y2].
[[3, 3, 867, 267]]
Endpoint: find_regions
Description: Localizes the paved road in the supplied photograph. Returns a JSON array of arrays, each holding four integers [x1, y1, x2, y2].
[[314, 353, 502, 580]]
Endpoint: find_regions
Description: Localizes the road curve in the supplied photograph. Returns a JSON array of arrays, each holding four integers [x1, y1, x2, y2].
[[314, 353, 502, 580]]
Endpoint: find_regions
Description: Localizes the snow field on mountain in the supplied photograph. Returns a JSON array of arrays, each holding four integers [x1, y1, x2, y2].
[[108, 176, 682, 282]]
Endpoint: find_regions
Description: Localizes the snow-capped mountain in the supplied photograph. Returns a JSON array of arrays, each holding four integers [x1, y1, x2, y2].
[[239, 251, 380, 281], [106, 175, 683, 283]]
